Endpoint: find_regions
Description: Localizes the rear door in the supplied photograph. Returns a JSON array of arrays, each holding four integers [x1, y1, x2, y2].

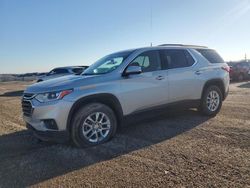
[[159, 49, 199, 102]]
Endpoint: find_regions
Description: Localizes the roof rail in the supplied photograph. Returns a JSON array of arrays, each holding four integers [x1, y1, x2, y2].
[[158, 44, 208, 48]]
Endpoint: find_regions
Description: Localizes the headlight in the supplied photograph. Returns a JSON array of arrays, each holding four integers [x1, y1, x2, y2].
[[35, 89, 73, 103]]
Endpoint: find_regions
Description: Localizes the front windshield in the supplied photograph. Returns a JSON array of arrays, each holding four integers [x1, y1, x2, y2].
[[83, 50, 134, 75]]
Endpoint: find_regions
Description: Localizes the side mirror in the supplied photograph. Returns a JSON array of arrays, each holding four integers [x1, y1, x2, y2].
[[123, 65, 142, 76]]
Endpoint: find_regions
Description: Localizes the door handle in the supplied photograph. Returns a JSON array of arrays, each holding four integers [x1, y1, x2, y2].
[[156, 75, 165, 80], [195, 70, 202, 75]]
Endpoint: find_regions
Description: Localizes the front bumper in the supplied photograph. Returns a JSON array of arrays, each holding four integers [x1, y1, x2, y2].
[[23, 98, 73, 131], [22, 98, 74, 142], [26, 123, 69, 143]]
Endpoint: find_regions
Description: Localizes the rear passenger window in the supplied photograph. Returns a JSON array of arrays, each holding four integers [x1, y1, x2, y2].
[[160, 50, 191, 69], [196, 49, 224, 64], [130, 51, 161, 72]]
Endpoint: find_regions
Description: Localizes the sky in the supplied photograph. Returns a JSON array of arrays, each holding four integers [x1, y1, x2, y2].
[[0, 0, 250, 74]]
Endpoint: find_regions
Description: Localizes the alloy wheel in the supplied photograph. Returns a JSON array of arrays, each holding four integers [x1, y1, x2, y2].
[[206, 90, 220, 112], [82, 112, 111, 143]]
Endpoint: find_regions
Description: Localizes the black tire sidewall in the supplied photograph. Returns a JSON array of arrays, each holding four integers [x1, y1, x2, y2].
[[71, 103, 117, 148], [201, 86, 223, 116]]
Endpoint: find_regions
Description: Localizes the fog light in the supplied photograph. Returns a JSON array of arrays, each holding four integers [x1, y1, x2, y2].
[[43, 119, 58, 130]]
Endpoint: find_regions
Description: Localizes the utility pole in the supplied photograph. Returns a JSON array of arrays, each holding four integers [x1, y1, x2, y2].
[[150, 0, 153, 47], [245, 53, 248, 62]]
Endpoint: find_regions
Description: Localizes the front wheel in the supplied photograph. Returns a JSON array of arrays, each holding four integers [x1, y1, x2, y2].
[[71, 103, 117, 148], [200, 86, 223, 116]]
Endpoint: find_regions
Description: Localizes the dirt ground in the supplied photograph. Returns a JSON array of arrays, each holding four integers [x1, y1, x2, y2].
[[0, 81, 249, 187]]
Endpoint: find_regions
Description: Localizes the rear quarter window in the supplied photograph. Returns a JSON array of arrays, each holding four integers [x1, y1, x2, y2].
[[196, 49, 224, 64], [184, 50, 195, 66]]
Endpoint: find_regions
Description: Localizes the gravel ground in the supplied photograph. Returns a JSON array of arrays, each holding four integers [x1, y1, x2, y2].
[[0, 81, 249, 187]]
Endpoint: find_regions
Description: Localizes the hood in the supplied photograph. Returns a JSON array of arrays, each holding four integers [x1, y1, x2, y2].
[[25, 75, 96, 93]]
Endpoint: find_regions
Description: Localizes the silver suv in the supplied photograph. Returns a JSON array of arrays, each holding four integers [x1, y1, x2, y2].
[[22, 44, 230, 147]]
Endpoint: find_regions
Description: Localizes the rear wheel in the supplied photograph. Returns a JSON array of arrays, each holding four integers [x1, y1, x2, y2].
[[200, 86, 222, 116], [71, 103, 117, 148]]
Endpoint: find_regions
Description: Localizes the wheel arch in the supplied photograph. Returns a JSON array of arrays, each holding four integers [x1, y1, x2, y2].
[[66, 93, 123, 132], [202, 79, 226, 100]]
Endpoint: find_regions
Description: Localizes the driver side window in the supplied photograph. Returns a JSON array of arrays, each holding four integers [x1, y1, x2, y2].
[[130, 51, 161, 72]]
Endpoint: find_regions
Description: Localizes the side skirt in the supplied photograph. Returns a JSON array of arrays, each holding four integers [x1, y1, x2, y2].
[[123, 99, 200, 123]]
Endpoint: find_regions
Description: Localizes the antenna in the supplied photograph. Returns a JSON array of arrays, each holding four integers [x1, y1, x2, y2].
[[150, 0, 153, 47]]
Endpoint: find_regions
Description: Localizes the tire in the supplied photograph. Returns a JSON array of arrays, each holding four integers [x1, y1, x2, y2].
[[200, 85, 223, 116], [71, 103, 117, 148]]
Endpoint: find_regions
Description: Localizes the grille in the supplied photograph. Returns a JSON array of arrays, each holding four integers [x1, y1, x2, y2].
[[22, 100, 33, 117]]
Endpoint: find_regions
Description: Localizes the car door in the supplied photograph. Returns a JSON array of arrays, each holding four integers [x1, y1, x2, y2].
[[159, 49, 200, 103], [119, 50, 169, 115]]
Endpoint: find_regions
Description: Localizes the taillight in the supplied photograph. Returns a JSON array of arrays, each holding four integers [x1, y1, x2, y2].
[[222, 66, 230, 73], [229, 66, 233, 73]]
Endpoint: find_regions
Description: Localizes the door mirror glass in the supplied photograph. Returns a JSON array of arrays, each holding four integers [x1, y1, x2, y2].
[[123, 65, 142, 76]]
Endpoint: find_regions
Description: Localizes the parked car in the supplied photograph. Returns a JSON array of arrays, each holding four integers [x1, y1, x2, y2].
[[22, 44, 230, 147], [228, 61, 250, 81], [37, 66, 88, 82]]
